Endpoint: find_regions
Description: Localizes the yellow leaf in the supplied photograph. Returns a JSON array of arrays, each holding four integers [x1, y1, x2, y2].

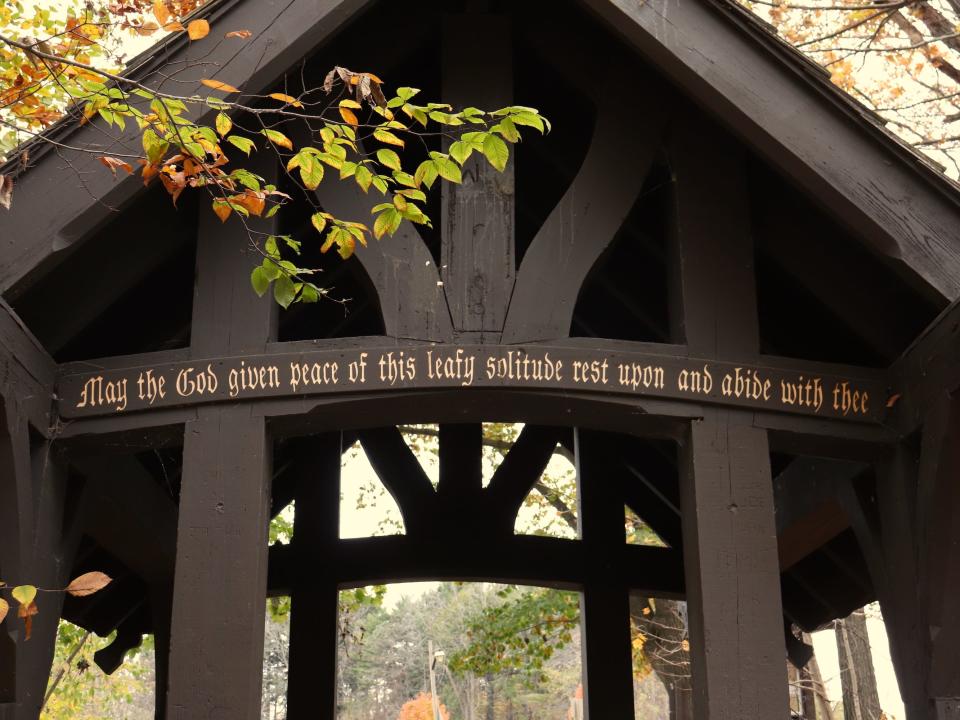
[[270, 93, 302, 108], [339, 107, 359, 126], [262, 129, 293, 151], [187, 19, 210, 41], [215, 112, 232, 137], [65, 571, 112, 598], [0, 598, 8, 624], [11, 585, 36, 607], [201, 78, 240, 94], [339, 99, 362, 109]]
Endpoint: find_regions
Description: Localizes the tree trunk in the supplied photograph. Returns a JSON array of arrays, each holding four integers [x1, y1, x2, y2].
[[485, 672, 495, 720], [630, 596, 693, 720], [835, 608, 882, 720]]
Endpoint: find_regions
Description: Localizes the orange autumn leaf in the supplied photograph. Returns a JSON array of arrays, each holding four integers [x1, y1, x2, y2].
[[18, 600, 38, 641], [187, 19, 210, 40], [201, 78, 241, 94], [225, 30, 252, 39], [212, 199, 232, 223], [152, 0, 171, 25], [99, 156, 134, 176], [269, 93, 302, 107], [339, 106, 359, 126]]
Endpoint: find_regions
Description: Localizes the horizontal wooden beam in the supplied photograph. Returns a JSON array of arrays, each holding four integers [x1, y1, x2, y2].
[[56, 341, 888, 424], [268, 534, 685, 598]]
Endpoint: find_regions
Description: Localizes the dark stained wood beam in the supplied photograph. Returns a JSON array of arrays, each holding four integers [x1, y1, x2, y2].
[[287, 434, 341, 719], [580, 0, 960, 303], [72, 455, 177, 586], [357, 426, 436, 533], [890, 296, 960, 434], [501, 69, 671, 343], [440, 14, 515, 339], [166, 153, 279, 720], [576, 429, 635, 719], [269, 535, 684, 598], [0, 300, 55, 435], [302, 130, 454, 342], [485, 425, 564, 534], [0, 0, 377, 295], [0, 414, 74, 718], [669, 114, 790, 718]]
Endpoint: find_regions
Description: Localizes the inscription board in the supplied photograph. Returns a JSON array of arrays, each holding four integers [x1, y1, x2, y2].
[[58, 345, 885, 422]]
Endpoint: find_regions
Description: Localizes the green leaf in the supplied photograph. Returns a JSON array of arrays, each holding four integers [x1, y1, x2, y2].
[[449, 140, 474, 165], [11, 585, 36, 606], [398, 188, 427, 202], [299, 284, 321, 303], [373, 128, 405, 148], [482, 133, 509, 172], [142, 129, 168, 165], [300, 155, 324, 190], [371, 175, 389, 194], [273, 274, 297, 308], [250, 266, 270, 296], [414, 159, 438, 189], [311, 212, 327, 234], [511, 111, 547, 133], [265, 236, 280, 259], [215, 112, 232, 137], [435, 156, 462, 184], [376, 149, 402, 172], [261, 259, 281, 281], [226, 135, 256, 155], [355, 165, 373, 192], [428, 110, 463, 126], [494, 117, 520, 143]]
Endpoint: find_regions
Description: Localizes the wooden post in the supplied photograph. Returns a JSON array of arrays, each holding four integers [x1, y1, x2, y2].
[[0, 409, 72, 720], [166, 155, 279, 719], [286, 433, 342, 719], [441, 13, 514, 339], [669, 115, 790, 719], [576, 429, 635, 719]]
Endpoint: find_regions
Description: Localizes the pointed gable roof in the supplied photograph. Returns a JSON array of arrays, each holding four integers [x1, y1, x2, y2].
[[2, 0, 960, 302]]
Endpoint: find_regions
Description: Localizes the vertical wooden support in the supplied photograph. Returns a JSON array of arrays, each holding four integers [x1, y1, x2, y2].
[[287, 434, 342, 719], [576, 429, 635, 719], [166, 155, 278, 719], [0, 413, 72, 720], [441, 14, 514, 339], [669, 116, 789, 719]]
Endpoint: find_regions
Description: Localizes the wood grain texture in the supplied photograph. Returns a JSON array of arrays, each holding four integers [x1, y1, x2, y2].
[[580, 0, 960, 302], [440, 14, 515, 337], [501, 71, 671, 343], [669, 114, 789, 719], [166, 154, 279, 720]]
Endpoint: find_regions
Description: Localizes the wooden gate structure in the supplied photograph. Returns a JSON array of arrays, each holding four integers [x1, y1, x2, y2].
[[1, 0, 960, 718]]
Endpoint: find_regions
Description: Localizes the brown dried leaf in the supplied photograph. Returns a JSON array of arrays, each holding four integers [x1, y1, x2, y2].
[[18, 601, 37, 640], [187, 19, 210, 40], [66, 571, 112, 597], [886, 393, 902, 408]]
